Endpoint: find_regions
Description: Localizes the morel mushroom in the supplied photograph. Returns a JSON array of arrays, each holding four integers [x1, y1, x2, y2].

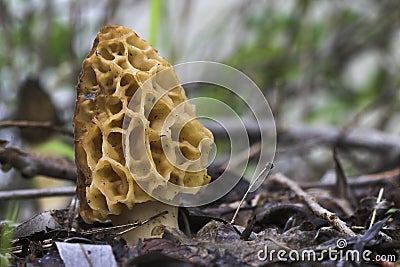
[[74, 25, 214, 245]]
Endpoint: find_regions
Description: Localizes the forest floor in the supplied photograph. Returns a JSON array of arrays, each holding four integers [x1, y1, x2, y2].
[[4, 155, 400, 266]]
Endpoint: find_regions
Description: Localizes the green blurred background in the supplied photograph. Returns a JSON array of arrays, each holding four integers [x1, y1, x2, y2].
[[0, 0, 400, 221]]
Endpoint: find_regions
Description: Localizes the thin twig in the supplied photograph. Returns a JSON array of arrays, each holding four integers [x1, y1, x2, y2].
[[82, 211, 169, 236], [116, 211, 169, 235], [0, 120, 73, 137], [79, 243, 94, 267], [267, 173, 357, 237], [368, 188, 384, 229], [0, 142, 77, 181], [0, 186, 76, 200], [230, 163, 273, 224]]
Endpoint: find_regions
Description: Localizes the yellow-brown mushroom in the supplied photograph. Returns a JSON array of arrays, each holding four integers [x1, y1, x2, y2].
[[74, 25, 214, 245]]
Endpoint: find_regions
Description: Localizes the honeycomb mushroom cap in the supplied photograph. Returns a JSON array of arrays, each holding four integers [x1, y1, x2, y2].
[[74, 25, 213, 223]]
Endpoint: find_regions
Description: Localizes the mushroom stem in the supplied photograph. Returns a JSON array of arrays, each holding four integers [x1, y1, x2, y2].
[[110, 201, 179, 246]]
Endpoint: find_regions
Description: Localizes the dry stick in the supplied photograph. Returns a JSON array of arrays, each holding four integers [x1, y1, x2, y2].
[[268, 173, 357, 237], [300, 168, 400, 190], [0, 120, 74, 137], [0, 186, 76, 200], [278, 123, 400, 155], [203, 119, 400, 156], [0, 144, 77, 181]]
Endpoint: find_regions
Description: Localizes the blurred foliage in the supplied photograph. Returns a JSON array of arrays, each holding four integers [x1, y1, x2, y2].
[[1, 1, 76, 72], [35, 140, 75, 160], [0, 0, 399, 213], [149, 0, 162, 47], [228, 1, 400, 127], [47, 22, 74, 66], [1, 1, 398, 129]]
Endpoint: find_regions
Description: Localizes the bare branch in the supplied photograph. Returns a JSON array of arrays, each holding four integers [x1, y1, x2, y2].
[[0, 120, 73, 137], [203, 119, 400, 156], [300, 168, 400, 190], [267, 173, 357, 237], [0, 142, 77, 181], [0, 186, 75, 200]]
